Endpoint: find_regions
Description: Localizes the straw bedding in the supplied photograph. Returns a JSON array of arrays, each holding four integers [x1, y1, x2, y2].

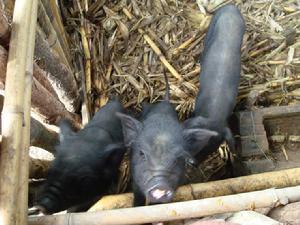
[[60, 0, 300, 188]]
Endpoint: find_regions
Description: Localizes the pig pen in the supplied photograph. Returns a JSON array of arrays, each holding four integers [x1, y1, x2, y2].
[[0, 0, 299, 225]]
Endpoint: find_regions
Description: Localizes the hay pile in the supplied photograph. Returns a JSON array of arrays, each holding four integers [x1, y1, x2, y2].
[[62, 0, 300, 120]]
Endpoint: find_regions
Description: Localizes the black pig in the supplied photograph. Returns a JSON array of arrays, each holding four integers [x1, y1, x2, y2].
[[117, 72, 217, 206], [35, 97, 126, 214], [183, 5, 245, 161]]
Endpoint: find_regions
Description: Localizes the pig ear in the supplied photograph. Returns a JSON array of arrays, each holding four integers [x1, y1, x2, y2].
[[183, 128, 218, 155], [102, 143, 126, 165], [59, 119, 75, 143], [116, 112, 142, 147]]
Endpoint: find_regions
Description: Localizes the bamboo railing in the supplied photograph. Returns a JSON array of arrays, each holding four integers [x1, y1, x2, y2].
[[29, 185, 300, 225], [0, 1, 36, 225], [17, 2, 38, 225]]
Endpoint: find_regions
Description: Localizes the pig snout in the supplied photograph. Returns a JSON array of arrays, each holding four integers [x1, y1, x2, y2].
[[146, 177, 174, 204]]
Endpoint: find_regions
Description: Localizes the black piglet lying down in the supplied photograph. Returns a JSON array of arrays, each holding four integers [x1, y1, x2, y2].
[[32, 97, 126, 214]]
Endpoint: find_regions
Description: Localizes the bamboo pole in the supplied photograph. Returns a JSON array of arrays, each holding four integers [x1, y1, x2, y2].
[[0, 1, 33, 225], [30, 117, 58, 153], [32, 62, 58, 99], [0, 45, 81, 127], [0, 7, 80, 113], [89, 167, 300, 211], [30, 77, 81, 126], [40, 0, 72, 65], [77, 0, 91, 122], [80, 26, 92, 122], [17, 1, 38, 224], [34, 29, 80, 113], [0, 8, 63, 100], [37, 2, 71, 69], [28, 185, 300, 225]]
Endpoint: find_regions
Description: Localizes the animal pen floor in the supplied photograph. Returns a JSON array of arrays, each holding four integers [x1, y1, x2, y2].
[[28, 0, 300, 224], [58, 0, 300, 183]]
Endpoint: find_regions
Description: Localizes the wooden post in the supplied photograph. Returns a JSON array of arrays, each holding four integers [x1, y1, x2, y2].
[[28, 185, 300, 225], [17, 1, 38, 225], [0, 1, 33, 225]]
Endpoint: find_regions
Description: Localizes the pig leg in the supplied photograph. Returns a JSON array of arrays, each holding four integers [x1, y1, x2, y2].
[[224, 127, 235, 152], [224, 127, 250, 176]]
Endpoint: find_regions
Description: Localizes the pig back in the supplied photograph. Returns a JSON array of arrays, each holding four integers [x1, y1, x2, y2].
[[194, 4, 245, 123], [84, 99, 125, 141]]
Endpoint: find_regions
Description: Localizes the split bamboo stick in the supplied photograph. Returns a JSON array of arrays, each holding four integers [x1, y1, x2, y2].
[[17, 2, 38, 225], [77, 0, 92, 122], [28, 185, 300, 225], [37, 2, 71, 69], [0, 7, 80, 113], [32, 63, 58, 100], [89, 167, 300, 211], [0, 1, 33, 225], [34, 29, 80, 113], [40, 0, 72, 65], [80, 25, 92, 122], [0, 8, 61, 100]]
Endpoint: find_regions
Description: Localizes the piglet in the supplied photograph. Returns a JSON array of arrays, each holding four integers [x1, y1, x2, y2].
[[117, 72, 217, 206], [34, 97, 126, 214], [183, 4, 245, 161]]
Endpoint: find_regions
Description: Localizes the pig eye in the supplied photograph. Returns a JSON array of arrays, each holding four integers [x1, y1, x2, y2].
[[139, 151, 147, 161]]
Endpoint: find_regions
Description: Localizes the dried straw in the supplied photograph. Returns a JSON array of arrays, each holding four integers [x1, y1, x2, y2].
[[62, 0, 299, 119]]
